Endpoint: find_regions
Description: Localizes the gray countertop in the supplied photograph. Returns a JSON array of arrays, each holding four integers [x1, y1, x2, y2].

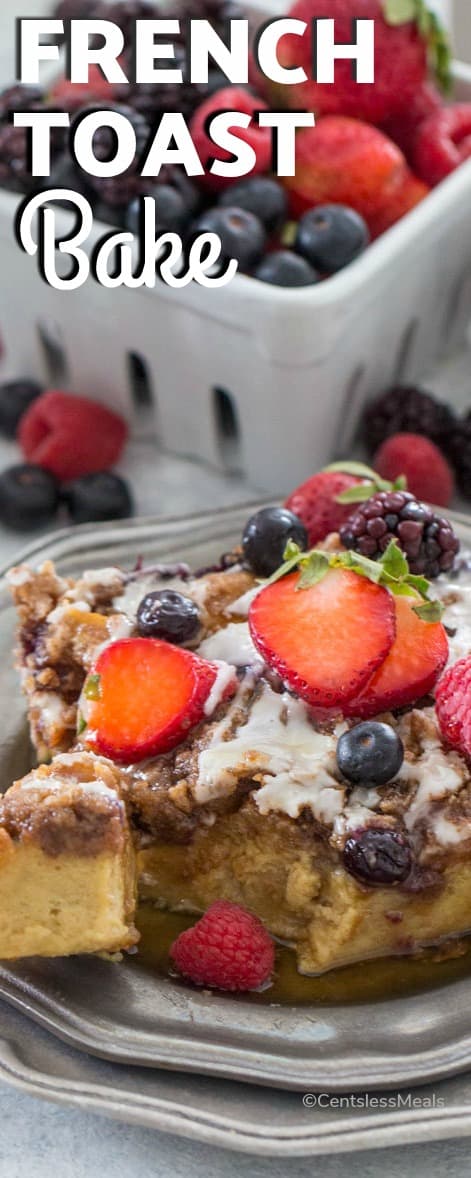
[[0, 344, 470, 1172]]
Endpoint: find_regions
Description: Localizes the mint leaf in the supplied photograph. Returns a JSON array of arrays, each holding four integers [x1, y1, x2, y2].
[[77, 712, 87, 735], [84, 673, 101, 701], [297, 551, 330, 589], [380, 539, 409, 580], [413, 600, 445, 622]]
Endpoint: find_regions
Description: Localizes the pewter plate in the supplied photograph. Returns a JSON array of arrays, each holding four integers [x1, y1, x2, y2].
[[1, 505, 471, 1095]]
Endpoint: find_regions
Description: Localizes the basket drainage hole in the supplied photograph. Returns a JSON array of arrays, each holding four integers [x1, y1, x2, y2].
[[212, 386, 242, 472], [127, 351, 154, 410], [37, 322, 68, 383], [392, 319, 419, 384]]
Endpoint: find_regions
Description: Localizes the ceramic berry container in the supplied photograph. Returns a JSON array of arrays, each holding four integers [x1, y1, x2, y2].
[[0, 0, 470, 494]]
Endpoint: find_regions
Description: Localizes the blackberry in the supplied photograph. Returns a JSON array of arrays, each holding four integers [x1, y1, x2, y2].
[[343, 828, 412, 887], [339, 490, 460, 579], [178, 0, 245, 25], [0, 124, 34, 193], [449, 412, 471, 500], [362, 386, 457, 454], [0, 84, 44, 122]]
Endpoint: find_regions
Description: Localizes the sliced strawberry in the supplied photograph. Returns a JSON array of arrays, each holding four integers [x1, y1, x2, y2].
[[18, 390, 128, 481], [285, 471, 364, 546], [249, 569, 395, 710], [83, 638, 236, 763], [345, 595, 448, 719]]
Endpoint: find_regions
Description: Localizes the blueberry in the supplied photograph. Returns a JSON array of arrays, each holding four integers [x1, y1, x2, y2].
[[127, 184, 190, 236], [190, 207, 266, 274], [242, 506, 308, 577], [137, 589, 200, 644], [63, 472, 133, 525], [295, 205, 369, 274], [336, 722, 404, 787], [254, 250, 319, 288], [343, 828, 412, 886], [0, 379, 43, 438], [219, 177, 288, 236], [0, 464, 59, 531]]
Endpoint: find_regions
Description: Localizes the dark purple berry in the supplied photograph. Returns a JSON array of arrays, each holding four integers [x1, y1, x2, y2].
[[190, 206, 266, 274], [137, 589, 200, 644], [337, 722, 404, 787], [242, 506, 308, 577], [0, 464, 59, 531], [0, 379, 43, 438], [362, 386, 457, 454], [126, 184, 190, 235], [448, 411, 471, 500], [0, 85, 44, 121], [295, 204, 369, 273], [219, 177, 288, 236], [63, 472, 133, 524], [340, 490, 459, 579], [343, 828, 412, 886], [254, 250, 319, 287]]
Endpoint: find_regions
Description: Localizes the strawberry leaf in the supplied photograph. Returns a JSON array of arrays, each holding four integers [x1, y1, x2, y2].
[[297, 551, 330, 589], [413, 599, 444, 622], [383, 0, 452, 94], [380, 539, 409, 580]]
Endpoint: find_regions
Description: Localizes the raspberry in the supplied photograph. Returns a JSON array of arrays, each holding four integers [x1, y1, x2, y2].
[[373, 433, 454, 509], [189, 88, 272, 192], [339, 491, 459, 579], [18, 390, 128, 482], [435, 657, 471, 760], [413, 104, 471, 187], [362, 386, 456, 454], [170, 901, 275, 992]]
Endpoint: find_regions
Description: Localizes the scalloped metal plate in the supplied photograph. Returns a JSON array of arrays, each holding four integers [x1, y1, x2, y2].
[[0, 505, 471, 1093]]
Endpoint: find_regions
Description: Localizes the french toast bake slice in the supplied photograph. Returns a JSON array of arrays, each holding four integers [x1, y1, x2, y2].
[[3, 548, 471, 974]]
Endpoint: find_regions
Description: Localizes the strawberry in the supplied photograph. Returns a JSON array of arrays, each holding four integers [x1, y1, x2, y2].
[[18, 390, 128, 482], [373, 433, 454, 507], [345, 593, 448, 718], [282, 118, 408, 231], [49, 66, 119, 110], [285, 471, 364, 545], [271, 0, 450, 126], [367, 169, 429, 238], [249, 568, 395, 710], [83, 638, 237, 763], [413, 104, 471, 187], [189, 87, 272, 192]]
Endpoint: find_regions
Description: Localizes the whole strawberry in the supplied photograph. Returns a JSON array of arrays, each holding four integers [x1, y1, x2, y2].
[[285, 471, 363, 545], [413, 104, 471, 187], [282, 118, 408, 231], [373, 433, 454, 507], [170, 901, 275, 992], [271, 0, 450, 126]]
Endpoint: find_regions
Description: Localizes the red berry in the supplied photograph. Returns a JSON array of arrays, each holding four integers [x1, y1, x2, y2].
[[84, 637, 237, 763], [282, 118, 407, 232], [346, 594, 448, 719], [18, 390, 128, 481], [381, 83, 443, 162], [49, 66, 119, 110], [249, 568, 395, 711], [413, 104, 471, 187], [189, 87, 272, 192], [436, 657, 471, 760], [373, 433, 454, 508], [285, 471, 363, 545], [272, 0, 429, 126], [170, 900, 275, 992], [367, 170, 429, 239]]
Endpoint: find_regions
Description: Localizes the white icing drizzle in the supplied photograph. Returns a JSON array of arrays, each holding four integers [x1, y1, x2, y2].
[[203, 661, 238, 717], [225, 584, 262, 618], [196, 681, 348, 822], [197, 621, 263, 670]]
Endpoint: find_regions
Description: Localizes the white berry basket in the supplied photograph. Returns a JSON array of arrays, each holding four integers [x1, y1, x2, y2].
[[0, 1, 470, 495]]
